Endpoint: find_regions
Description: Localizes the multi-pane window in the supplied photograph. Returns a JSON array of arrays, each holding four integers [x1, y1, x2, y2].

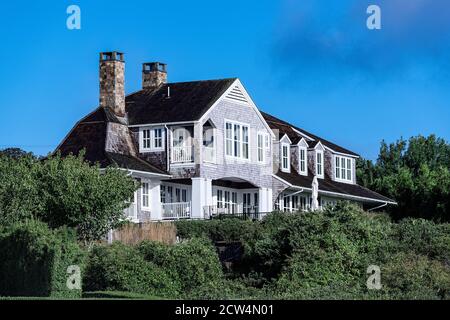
[[335, 156, 353, 182], [243, 193, 251, 213], [225, 121, 249, 160], [141, 182, 150, 209], [292, 195, 299, 211], [225, 123, 233, 156], [232, 192, 238, 213], [257, 133, 264, 163], [141, 127, 164, 151], [242, 126, 249, 159], [316, 150, 323, 178], [224, 191, 230, 210], [160, 185, 166, 203], [217, 190, 223, 208], [167, 186, 173, 203], [299, 147, 307, 175], [281, 143, 290, 171], [233, 124, 241, 157], [142, 129, 151, 149], [154, 128, 162, 148]]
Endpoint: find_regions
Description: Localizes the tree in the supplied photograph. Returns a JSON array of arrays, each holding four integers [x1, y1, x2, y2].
[[0, 151, 138, 244], [0, 148, 35, 159], [357, 135, 450, 221]]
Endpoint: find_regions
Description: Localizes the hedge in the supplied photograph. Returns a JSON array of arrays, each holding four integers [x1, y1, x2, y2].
[[83, 242, 179, 298], [0, 220, 85, 298]]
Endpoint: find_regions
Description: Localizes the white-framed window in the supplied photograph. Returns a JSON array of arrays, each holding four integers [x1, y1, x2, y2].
[[217, 190, 224, 208], [281, 143, 290, 172], [335, 155, 353, 182], [140, 127, 165, 152], [160, 185, 166, 203], [154, 128, 163, 148], [257, 132, 265, 163], [299, 147, 307, 175], [224, 120, 250, 160], [316, 150, 324, 178], [141, 181, 150, 210]]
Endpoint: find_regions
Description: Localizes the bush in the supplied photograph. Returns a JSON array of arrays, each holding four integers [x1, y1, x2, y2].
[[139, 238, 224, 295], [84, 242, 178, 298], [0, 220, 85, 298], [175, 218, 262, 243], [394, 218, 450, 262], [380, 252, 450, 299]]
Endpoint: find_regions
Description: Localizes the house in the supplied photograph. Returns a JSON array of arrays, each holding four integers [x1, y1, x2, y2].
[[56, 51, 395, 222]]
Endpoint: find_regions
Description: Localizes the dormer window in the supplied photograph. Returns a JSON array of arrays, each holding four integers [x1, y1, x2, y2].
[[316, 150, 324, 178], [335, 155, 353, 182], [281, 143, 290, 172], [140, 127, 165, 152], [299, 146, 307, 175]]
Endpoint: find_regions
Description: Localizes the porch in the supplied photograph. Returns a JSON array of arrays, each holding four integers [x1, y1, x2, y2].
[[169, 120, 216, 165]]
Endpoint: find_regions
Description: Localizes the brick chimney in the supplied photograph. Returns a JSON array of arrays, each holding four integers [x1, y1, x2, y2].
[[142, 62, 167, 89], [99, 51, 125, 117]]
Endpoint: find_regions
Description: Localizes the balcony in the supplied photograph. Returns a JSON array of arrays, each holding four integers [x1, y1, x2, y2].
[[171, 145, 193, 163], [162, 202, 191, 220]]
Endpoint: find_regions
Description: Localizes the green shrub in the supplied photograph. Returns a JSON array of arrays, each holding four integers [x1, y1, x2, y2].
[[139, 238, 224, 295], [394, 218, 450, 262], [380, 252, 450, 300], [0, 220, 85, 298], [175, 218, 262, 243], [84, 242, 178, 298]]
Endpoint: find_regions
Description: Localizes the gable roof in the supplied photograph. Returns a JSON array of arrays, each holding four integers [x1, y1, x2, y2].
[[126, 78, 236, 125], [261, 111, 359, 157]]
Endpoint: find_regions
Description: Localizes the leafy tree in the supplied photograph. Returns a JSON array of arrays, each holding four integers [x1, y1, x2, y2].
[[35, 152, 138, 244], [0, 151, 137, 244], [0, 147, 35, 159], [357, 135, 450, 221]]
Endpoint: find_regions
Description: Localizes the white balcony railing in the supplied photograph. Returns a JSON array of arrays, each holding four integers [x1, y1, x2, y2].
[[203, 146, 216, 163], [162, 202, 191, 220], [171, 146, 193, 163]]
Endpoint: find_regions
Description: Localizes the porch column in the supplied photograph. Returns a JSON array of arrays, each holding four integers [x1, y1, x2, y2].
[[259, 187, 273, 213], [151, 182, 162, 220], [191, 177, 211, 219]]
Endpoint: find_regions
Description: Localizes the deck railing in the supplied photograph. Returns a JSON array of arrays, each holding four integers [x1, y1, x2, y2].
[[171, 146, 193, 163], [162, 201, 191, 220], [203, 205, 265, 220]]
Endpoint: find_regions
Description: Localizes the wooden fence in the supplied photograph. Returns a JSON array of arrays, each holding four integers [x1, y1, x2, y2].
[[110, 221, 177, 245]]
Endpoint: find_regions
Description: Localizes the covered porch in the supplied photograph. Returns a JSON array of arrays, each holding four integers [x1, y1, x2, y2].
[[159, 177, 273, 220]]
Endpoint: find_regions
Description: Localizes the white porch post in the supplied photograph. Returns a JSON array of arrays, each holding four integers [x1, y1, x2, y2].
[[191, 177, 211, 219], [259, 187, 273, 214], [151, 182, 162, 220], [205, 178, 213, 207]]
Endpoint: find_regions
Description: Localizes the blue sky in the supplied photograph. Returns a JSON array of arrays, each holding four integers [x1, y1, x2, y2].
[[0, 0, 448, 160]]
